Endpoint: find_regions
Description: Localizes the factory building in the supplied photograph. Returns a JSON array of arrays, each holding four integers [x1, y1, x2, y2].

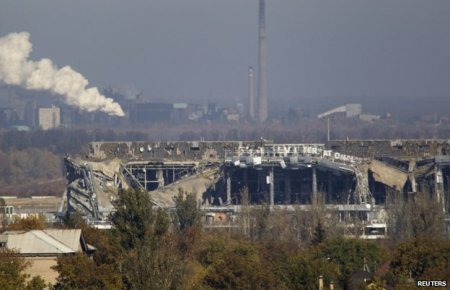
[[318, 104, 381, 123]]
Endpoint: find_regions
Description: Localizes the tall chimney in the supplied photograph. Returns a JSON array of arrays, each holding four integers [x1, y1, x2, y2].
[[248, 66, 255, 120], [257, 0, 268, 122]]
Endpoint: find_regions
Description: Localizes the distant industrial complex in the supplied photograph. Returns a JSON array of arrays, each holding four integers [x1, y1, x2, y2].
[[0, 86, 383, 132], [0, 90, 249, 130]]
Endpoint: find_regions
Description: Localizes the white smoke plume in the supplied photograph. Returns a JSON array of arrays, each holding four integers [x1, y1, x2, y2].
[[0, 32, 125, 117]]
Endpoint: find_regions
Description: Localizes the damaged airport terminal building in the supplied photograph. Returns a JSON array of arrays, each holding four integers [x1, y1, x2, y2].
[[64, 139, 450, 236]]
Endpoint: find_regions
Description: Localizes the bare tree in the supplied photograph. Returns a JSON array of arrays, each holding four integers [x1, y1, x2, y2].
[[387, 189, 447, 241]]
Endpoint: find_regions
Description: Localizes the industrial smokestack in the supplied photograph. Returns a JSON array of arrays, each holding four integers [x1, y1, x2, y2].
[[248, 66, 255, 120], [0, 32, 125, 117], [257, 0, 268, 122]]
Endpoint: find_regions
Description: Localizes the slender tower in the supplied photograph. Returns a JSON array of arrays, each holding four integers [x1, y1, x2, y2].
[[257, 0, 268, 122], [248, 66, 255, 120]]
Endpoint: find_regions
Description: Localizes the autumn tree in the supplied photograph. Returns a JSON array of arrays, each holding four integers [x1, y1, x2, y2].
[[52, 253, 122, 290], [61, 211, 86, 229], [83, 227, 121, 267], [390, 237, 450, 282], [311, 218, 326, 246], [272, 252, 338, 290], [238, 186, 251, 238], [198, 237, 282, 290], [173, 189, 202, 256], [0, 249, 30, 290], [112, 189, 163, 250], [173, 188, 201, 232], [0, 249, 46, 290], [7, 214, 46, 231], [387, 190, 447, 240], [123, 235, 181, 290], [316, 237, 381, 288], [250, 204, 271, 242], [111, 189, 181, 290]]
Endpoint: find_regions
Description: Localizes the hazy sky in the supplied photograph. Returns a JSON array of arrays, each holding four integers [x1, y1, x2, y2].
[[1, 0, 450, 105]]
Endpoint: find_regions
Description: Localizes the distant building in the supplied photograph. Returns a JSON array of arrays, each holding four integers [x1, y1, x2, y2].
[[0, 196, 61, 223], [0, 107, 20, 127], [317, 104, 362, 119], [131, 102, 172, 123], [38, 106, 60, 130], [24, 100, 37, 128], [318, 103, 381, 123]]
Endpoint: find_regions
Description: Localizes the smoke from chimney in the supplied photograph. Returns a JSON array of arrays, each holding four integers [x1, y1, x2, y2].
[[0, 32, 125, 117]]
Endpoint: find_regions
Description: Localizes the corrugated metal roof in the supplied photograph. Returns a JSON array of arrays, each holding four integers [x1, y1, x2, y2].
[[4, 230, 81, 255]]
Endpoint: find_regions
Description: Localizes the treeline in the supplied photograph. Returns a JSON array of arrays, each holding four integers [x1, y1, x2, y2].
[[0, 129, 148, 154], [55, 190, 450, 289], [4, 115, 450, 153], [1, 117, 450, 158], [3, 189, 445, 290], [0, 129, 148, 196], [0, 148, 62, 196]]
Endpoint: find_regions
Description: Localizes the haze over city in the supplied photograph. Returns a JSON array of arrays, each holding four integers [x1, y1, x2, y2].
[[1, 0, 450, 109]]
